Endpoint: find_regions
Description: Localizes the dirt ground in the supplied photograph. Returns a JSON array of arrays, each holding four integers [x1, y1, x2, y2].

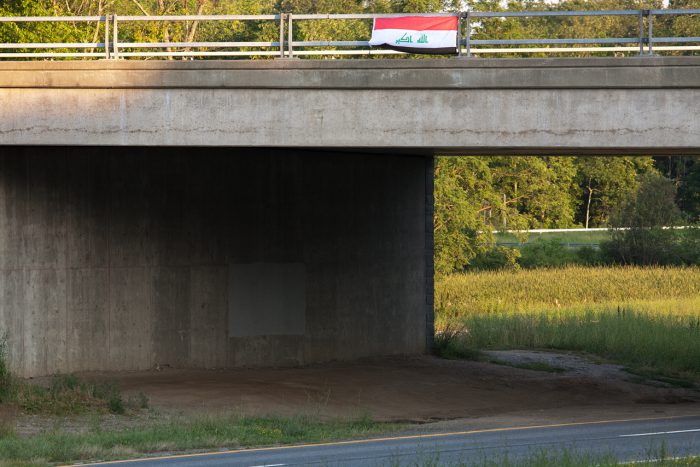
[[71, 354, 700, 427]]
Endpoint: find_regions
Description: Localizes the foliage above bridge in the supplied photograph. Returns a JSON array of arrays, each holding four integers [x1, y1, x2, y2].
[[0, 0, 698, 58]]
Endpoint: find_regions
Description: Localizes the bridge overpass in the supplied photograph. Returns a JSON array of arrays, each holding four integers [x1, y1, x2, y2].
[[2, 57, 700, 153], [0, 57, 699, 376]]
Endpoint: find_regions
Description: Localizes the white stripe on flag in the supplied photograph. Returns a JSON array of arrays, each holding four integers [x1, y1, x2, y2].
[[369, 29, 457, 49]]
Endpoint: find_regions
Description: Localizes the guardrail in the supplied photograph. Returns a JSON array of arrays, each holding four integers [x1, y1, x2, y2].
[[0, 9, 698, 59]]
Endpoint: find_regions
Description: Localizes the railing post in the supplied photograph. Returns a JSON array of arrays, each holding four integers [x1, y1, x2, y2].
[[104, 15, 110, 59], [466, 10, 472, 57], [648, 9, 654, 55], [279, 13, 285, 58], [288, 13, 294, 58], [638, 10, 644, 56], [112, 14, 119, 59], [456, 12, 462, 56]]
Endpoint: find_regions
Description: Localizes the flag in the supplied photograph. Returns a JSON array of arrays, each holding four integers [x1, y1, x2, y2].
[[368, 16, 459, 54]]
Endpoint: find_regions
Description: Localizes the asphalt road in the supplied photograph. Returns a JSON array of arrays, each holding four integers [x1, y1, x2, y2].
[[82, 416, 700, 466]]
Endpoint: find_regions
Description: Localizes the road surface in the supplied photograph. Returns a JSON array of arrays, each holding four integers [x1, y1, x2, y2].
[[79, 415, 700, 466]]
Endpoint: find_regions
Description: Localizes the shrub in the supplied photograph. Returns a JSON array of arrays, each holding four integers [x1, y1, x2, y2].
[[678, 227, 700, 265], [16, 375, 130, 416], [108, 395, 125, 415], [0, 338, 140, 416], [433, 324, 479, 360], [600, 228, 685, 266], [518, 238, 577, 269], [575, 245, 604, 266], [468, 246, 520, 271], [600, 173, 698, 266]]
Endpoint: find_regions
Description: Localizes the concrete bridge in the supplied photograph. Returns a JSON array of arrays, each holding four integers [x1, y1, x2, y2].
[[2, 57, 700, 152], [0, 57, 699, 377]]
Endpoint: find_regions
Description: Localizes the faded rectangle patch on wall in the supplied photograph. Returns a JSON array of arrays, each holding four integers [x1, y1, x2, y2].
[[228, 263, 306, 337]]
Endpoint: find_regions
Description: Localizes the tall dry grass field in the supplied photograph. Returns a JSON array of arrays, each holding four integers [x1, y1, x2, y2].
[[437, 266, 700, 319], [436, 266, 700, 381]]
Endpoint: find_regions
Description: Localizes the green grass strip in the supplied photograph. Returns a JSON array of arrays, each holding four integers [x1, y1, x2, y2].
[[0, 415, 399, 465]]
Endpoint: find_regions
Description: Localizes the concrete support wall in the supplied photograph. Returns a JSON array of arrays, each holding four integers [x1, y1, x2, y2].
[[0, 147, 429, 377]]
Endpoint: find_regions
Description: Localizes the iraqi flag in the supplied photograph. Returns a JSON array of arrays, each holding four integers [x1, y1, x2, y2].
[[369, 16, 459, 54]]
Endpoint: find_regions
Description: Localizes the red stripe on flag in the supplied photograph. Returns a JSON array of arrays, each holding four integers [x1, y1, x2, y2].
[[373, 16, 458, 31]]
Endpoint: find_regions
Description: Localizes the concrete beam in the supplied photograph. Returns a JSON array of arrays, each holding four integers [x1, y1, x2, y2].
[[2, 57, 699, 89], [1, 58, 699, 153]]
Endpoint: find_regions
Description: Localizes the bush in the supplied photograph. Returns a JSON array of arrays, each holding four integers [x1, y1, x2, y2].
[[575, 245, 604, 266], [678, 227, 700, 265], [600, 228, 685, 266], [468, 241, 608, 271], [599, 173, 699, 266], [468, 246, 520, 271], [0, 337, 143, 416], [600, 226, 700, 267], [108, 395, 125, 415], [16, 374, 131, 416], [518, 239, 577, 269], [433, 324, 479, 360]]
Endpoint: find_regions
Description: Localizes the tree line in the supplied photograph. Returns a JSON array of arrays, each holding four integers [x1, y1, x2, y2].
[[435, 156, 700, 274], [1, 0, 699, 50]]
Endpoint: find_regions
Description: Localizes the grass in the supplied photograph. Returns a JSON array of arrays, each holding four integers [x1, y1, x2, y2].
[[0, 346, 395, 466], [1, 334, 146, 418], [396, 447, 699, 466], [0, 339, 150, 450], [456, 308, 700, 382], [433, 324, 481, 360], [437, 266, 700, 318], [436, 266, 700, 382], [0, 415, 399, 466], [495, 230, 611, 246], [629, 459, 700, 466], [623, 368, 697, 389], [2, 374, 147, 417]]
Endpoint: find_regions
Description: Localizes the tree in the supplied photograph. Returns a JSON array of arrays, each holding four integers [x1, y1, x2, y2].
[[470, 0, 663, 59], [668, 0, 700, 44], [434, 155, 578, 273], [0, 0, 89, 48], [602, 173, 685, 265], [574, 156, 654, 228], [613, 172, 683, 229], [434, 156, 498, 275], [678, 159, 700, 223], [488, 156, 577, 229]]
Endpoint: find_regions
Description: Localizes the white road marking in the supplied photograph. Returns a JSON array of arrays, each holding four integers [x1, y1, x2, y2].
[[619, 428, 700, 438], [248, 464, 285, 467], [623, 456, 700, 465]]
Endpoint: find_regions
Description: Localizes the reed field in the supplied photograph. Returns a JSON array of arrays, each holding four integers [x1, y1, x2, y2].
[[435, 266, 700, 382]]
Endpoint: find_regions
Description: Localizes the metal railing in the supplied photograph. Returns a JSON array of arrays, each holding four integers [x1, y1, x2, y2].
[[0, 9, 698, 59], [0, 16, 110, 58], [463, 9, 700, 57], [111, 15, 283, 59]]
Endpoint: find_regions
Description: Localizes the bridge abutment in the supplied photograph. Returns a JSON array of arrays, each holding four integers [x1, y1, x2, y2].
[[0, 147, 431, 377]]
